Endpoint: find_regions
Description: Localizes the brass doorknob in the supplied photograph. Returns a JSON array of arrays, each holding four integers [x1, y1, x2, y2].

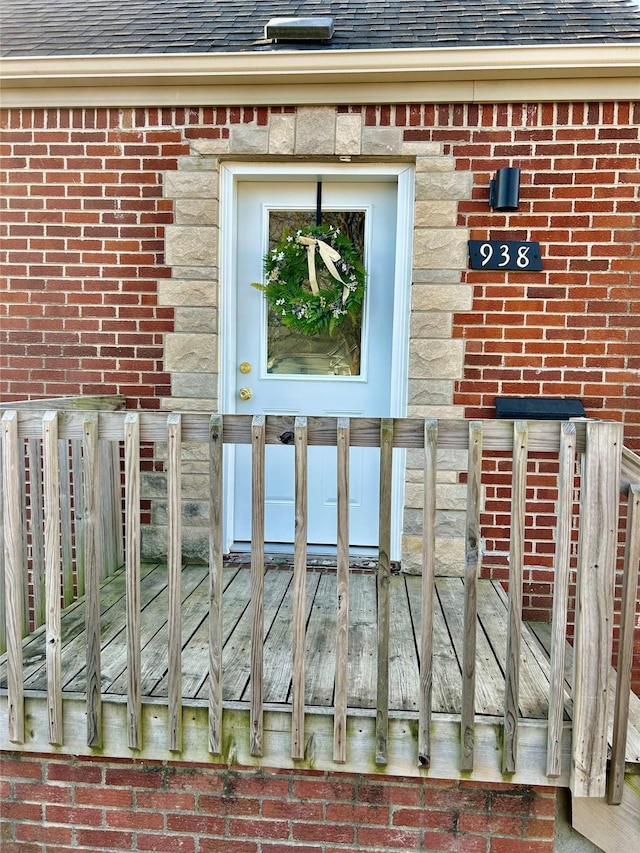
[[239, 387, 252, 401]]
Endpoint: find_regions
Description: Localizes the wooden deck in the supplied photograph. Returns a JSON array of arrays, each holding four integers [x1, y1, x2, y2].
[[2, 563, 563, 719]]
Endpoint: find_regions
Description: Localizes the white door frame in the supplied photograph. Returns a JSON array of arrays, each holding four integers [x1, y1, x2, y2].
[[219, 161, 415, 560]]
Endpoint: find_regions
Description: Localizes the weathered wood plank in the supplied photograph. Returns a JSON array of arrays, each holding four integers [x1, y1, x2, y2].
[[407, 575, 460, 715], [149, 567, 237, 701], [571, 421, 622, 798], [304, 572, 337, 706], [375, 418, 393, 766], [503, 420, 528, 774], [2, 411, 25, 743], [9, 409, 589, 455], [388, 575, 419, 712], [71, 439, 85, 598], [0, 435, 5, 656], [291, 417, 308, 761], [26, 438, 45, 628], [43, 412, 63, 746], [124, 412, 141, 751], [208, 414, 224, 755], [418, 419, 437, 767], [216, 569, 290, 703], [250, 415, 265, 757], [2, 697, 572, 788], [346, 572, 377, 710], [547, 422, 576, 777], [436, 578, 504, 716], [58, 439, 74, 607], [334, 417, 350, 764], [99, 567, 207, 698], [461, 420, 482, 771], [607, 482, 640, 804], [99, 440, 118, 579], [83, 413, 102, 748], [166, 412, 183, 753], [263, 572, 322, 705]]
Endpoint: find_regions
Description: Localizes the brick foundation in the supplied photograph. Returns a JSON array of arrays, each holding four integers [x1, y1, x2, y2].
[[0, 752, 557, 852]]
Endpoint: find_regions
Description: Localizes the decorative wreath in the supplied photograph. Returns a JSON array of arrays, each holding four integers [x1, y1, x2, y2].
[[252, 224, 366, 336]]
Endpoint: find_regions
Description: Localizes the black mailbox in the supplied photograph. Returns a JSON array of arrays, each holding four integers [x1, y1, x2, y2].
[[495, 397, 586, 420]]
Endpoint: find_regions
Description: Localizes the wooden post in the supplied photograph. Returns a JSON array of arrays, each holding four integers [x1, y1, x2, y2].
[[83, 413, 103, 748], [461, 421, 483, 771], [375, 418, 394, 766], [250, 415, 265, 757], [208, 414, 224, 755], [546, 422, 576, 777], [502, 420, 528, 774], [124, 413, 142, 751], [2, 410, 25, 743], [43, 412, 63, 746], [334, 418, 350, 764], [607, 482, 639, 804], [571, 420, 622, 798], [418, 419, 438, 767], [291, 417, 308, 761], [167, 412, 183, 753]]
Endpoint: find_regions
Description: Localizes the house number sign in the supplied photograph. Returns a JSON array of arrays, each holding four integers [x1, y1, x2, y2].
[[468, 240, 543, 271]]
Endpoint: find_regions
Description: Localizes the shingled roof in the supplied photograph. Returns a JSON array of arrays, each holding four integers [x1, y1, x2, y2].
[[2, 0, 640, 57]]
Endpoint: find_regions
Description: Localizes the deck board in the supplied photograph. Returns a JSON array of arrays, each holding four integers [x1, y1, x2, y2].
[[0, 562, 602, 723]]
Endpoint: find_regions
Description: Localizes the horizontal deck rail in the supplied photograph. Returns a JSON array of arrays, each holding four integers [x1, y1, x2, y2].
[[1, 409, 639, 799]]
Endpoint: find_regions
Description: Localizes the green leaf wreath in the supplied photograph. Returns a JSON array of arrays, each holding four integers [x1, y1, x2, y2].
[[252, 224, 366, 336]]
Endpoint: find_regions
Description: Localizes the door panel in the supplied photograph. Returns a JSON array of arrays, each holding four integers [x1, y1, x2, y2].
[[232, 179, 397, 548]]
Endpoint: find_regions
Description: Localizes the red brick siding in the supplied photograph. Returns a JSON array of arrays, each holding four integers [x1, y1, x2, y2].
[[0, 753, 556, 853]]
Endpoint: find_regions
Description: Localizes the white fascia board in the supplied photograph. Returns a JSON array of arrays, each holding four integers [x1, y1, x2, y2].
[[1, 43, 639, 107]]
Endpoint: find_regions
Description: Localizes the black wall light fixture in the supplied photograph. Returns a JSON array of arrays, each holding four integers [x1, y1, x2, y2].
[[489, 166, 521, 211]]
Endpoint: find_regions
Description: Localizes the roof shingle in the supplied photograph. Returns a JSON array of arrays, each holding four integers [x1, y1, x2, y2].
[[1, 0, 640, 57]]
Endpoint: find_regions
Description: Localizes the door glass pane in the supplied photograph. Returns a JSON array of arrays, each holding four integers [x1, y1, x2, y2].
[[266, 210, 365, 376]]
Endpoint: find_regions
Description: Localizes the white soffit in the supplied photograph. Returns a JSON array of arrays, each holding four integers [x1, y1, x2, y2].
[[1, 44, 639, 107]]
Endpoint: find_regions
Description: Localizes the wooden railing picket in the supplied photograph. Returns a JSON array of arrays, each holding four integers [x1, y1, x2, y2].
[[0, 434, 5, 656], [608, 482, 640, 804], [291, 416, 308, 761], [26, 437, 45, 629], [43, 412, 63, 746], [546, 422, 576, 777], [124, 412, 142, 751], [461, 420, 483, 771], [167, 412, 183, 753], [2, 410, 25, 743], [334, 417, 350, 763], [83, 412, 103, 749], [418, 419, 438, 767], [4, 406, 640, 796], [375, 418, 394, 766], [571, 420, 622, 798], [250, 415, 266, 757], [502, 420, 528, 774], [71, 439, 85, 598], [208, 414, 224, 756], [58, 437, 74, 607]]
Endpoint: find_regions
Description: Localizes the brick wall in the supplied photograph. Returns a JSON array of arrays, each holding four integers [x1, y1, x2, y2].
[[1, 101, 639, 684], [1, 752, 557, 853]]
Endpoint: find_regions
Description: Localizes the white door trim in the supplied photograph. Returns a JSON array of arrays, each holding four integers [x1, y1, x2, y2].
[[219, 161, 414, 559]]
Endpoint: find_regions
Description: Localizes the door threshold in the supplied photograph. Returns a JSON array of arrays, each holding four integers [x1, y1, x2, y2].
[[226, 543, 382, 570]]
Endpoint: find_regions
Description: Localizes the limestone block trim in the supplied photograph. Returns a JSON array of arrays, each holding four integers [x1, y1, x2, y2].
[[158, 105, 473, 572]]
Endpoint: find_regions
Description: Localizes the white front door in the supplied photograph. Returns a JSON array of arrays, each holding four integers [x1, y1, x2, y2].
[[230, 177, 398, 551]]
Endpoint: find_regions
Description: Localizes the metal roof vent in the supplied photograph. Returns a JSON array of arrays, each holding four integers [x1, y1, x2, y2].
[[264, 17, 334, 42]]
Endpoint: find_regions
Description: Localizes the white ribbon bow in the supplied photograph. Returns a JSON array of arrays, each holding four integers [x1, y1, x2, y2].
[[296, 235, 350, 304]]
